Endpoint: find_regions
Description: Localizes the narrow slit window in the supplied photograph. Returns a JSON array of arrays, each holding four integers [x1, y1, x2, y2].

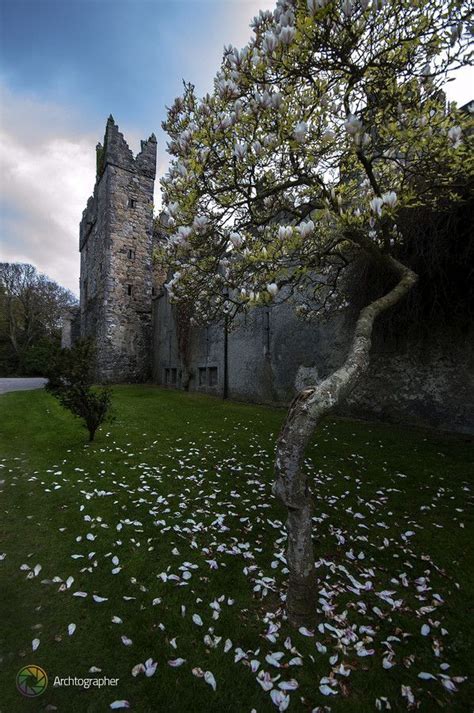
[[198, 367, 207, 386], [128, 249, 135, 260], [208, 366, 218, 386], [129, 198, 137, 209], [127, 284, 133, 296]]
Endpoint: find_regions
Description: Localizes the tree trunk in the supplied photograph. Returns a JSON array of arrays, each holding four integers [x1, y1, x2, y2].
[[273, 256, 417, 627], [181, 365, 192, 391]]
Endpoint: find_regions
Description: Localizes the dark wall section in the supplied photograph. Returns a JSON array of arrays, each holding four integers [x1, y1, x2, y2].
[[153, 291, 474, 435]]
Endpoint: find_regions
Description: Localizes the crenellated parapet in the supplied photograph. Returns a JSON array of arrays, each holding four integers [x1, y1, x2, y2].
[[135, 134, 157, 179], [95, 115, 156, 179]]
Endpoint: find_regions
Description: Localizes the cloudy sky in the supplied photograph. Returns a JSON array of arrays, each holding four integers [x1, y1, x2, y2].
[[0, 0, 472, 296]]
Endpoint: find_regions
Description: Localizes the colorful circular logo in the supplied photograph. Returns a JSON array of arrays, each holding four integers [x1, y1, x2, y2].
[[16, 665, 48, 697]]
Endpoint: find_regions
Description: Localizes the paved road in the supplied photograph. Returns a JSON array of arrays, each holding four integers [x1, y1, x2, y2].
[[0, 378, 47, 394]]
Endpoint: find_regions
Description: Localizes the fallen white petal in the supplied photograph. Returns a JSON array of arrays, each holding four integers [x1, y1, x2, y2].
[[320, 684, 337, 696], [93, 595, 108, 603], [204, 671, 217, 691]]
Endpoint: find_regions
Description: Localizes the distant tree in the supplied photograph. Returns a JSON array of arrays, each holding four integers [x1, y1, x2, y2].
[[0, 262, 77, 375], [158, 0, 473, 625], [46, 340, 112, 443]]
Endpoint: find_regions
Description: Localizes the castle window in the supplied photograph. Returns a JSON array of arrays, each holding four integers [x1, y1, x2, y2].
[[129, 198, 137, 209], [198, 367, 207, 386], [208, 367, 218, 386], [152, 287, 156, 296], [128, 249, 135, 260], [164, 368, 178, 387], [127, 284, 133, 296]]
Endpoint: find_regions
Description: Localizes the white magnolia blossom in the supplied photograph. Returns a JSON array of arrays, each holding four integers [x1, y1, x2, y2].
[[344, 114, 363, 135], [382, 191, 398, 208], [293, 121, 308, 143], [278, 4, 294, 22], [297, 220, 315, 237], [370, 196, 384, 216], [256, 90, 273, 108], [168, 202, 179, 218], [279, 25, 296, 45], [278, 225, 293, 240], [177, 226, 192, 240], [252, 140, 263, 156], [263, 133, 277, 147], [229, 232, 243, 248], [263, 31, 278, 53], [447, 125, 462, 148], [193, 215, 209, 231], [216, 78, 239, 99], [250, 9, 273, 31], [165, 271, 181, 293], [267, 283, 279, 297], [218, 114, 233, 130], [234, 141, 248, 160]]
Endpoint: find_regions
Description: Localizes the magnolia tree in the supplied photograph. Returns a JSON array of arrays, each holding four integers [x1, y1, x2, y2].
[[158, 0, 473, 626]]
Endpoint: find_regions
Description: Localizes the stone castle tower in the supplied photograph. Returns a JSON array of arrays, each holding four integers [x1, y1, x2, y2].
[[79, 116, 157, 382]]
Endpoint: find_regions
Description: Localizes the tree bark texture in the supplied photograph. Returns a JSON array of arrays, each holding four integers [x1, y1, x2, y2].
[[273, 257, 417, 627]]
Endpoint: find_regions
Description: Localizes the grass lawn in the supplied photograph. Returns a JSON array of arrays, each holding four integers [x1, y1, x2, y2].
[[0, 385, 472, 713]]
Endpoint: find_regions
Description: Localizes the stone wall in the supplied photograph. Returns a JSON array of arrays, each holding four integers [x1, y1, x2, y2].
[[152, 290, 474, 434], [79, 117, 157, 383]]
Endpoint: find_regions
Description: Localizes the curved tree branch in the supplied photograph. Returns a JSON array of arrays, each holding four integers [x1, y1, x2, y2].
[[273, 256, 417, 627]]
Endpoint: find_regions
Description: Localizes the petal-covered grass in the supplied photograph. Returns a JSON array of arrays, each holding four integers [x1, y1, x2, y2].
[[0, 385, 472, 713]]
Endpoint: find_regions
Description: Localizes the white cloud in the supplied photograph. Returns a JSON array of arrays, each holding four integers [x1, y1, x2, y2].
[[0, 88, 96, 295], [223, 0, 275, 49], [0, 88, 158, 297]]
